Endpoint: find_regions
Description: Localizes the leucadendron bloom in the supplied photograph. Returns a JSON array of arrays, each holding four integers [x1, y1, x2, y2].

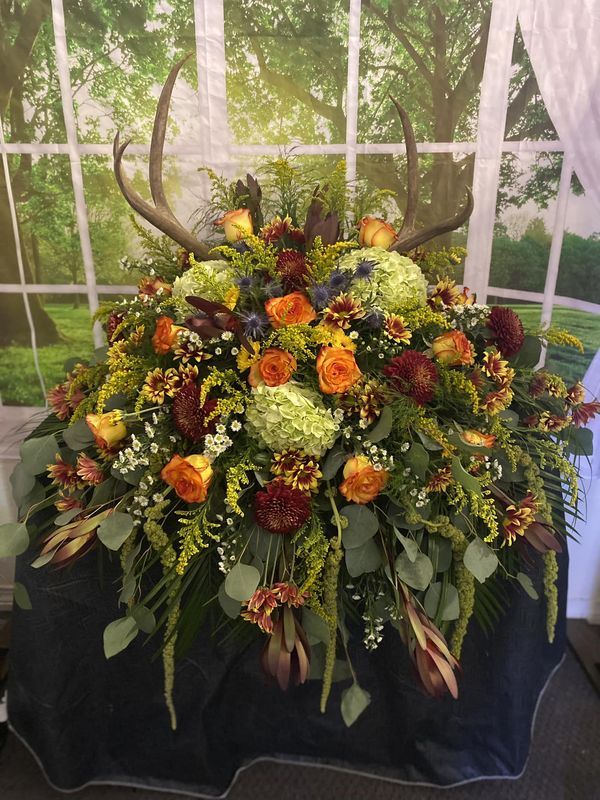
[[86, 412, 127, 450], [336, 247, 427, 313], [245, 382, 338, 457]]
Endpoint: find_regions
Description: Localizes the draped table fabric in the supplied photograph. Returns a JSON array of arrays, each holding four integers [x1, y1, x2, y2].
[[7, 545, 568, 797]]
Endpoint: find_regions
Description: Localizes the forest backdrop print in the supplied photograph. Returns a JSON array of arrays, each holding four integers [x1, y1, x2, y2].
[[1, 0, 598, 406]]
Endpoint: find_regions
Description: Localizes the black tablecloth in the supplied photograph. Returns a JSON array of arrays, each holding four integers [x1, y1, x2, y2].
[[7, 546, 568, 796]]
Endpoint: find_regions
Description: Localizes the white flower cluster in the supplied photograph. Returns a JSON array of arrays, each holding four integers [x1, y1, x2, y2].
[[113, 433, 150, 475], [203, 424, 234, 459], [360, 439, 395, 472], [450, 303, 490, 331], [362, 613, 385, 651]]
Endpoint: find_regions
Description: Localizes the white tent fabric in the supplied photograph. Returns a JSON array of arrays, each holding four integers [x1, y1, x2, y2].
[[518, 0, 600, 214]]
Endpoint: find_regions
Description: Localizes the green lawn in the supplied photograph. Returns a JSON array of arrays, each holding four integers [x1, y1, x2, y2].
[[0, 301, 598, 407], [0, 303, 94, 406], [506, 304, 600, 387]]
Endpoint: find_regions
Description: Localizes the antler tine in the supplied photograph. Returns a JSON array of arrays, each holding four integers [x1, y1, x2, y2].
[[149, 54, 191, 212], [388, 97, 474, 253], [391, 188, 474, 253], [113, 55, 211, 260], [389, 96, 418, 235]]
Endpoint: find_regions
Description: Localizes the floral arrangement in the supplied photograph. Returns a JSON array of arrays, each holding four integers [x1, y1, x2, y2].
[[4, 61, 597, 729]]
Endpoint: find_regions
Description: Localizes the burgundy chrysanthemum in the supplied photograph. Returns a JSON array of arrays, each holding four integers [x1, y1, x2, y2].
[[172, 383, 218, 442], [487, 306, 525, 357], [383, 350, 439, 405], [106, 311, 125, 342], [254, 479, 311, 535], [275, 249, 308, 289]]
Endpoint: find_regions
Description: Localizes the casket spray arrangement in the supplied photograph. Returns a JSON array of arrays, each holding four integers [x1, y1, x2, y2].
[[5, 58, 597, 728]]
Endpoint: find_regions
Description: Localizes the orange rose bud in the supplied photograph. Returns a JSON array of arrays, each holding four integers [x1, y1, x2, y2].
[[86, 412, 127, 450], [316, 346, 361, 395], [431, 330, 473, 367], [265, 291, 317, 328], [339, 455, 389, 504], [214, 208, 253, 242], [160, 454, 213, 504], [152, 316, 183, 355], [358, 216, 398, 249], [249, 348, 297, 388], [459, 430, 496, 448]]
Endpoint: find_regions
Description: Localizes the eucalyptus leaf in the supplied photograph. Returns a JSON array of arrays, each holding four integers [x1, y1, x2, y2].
[[90, 477, 118, 507], [18, 480, 46, 516], [395, 551, 434, 591], [498, 409, 519, 429], [224, 562, 261, 602], [10, 463, 36, 506], [218, 582, 242, 619], [451, 456, 482, 496], [428, 535, 453, 573], [129, 605, 156, 634], [341, 683, 371, 727], [366, 406, 393, 443], [97, 511, 134, 551], [321, 443, 348, 480], [424, 582, 459, 621], [393, 527, 418, 562], [463, 538, 499, 583], [302, 607, 330, 645], [345, 538, 382, 577], [341, 504, 379, 548], [20, 434, 58, 475], [511, 335, 541, 368], [62, 419, 95, 451], [103, 617, 138, 659], [55, 507, 82, 526], [249, 526, 279, 561], [13, 581, 32, 611], [405, 442, 429, 480], [566, 427, 593, 458], [0, 522, 30, 557], [416, 429, 442, 451], [517, 572, 539, 600], [119, 576, 136, 605]]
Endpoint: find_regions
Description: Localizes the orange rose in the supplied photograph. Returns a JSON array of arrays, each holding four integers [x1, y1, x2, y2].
[[160, 454, 213, 503], [339, 455, 389, 504], [86, 412, 127, 450], [431, 330, 474, 367], [358, 216, 398, 249], [152, 316, 183, 355], [459, 430, 496, 448], [316, 346, 361, 395], [249, 348, 297, 387], [265, 291, 317, 328], [214, 208, 253, 242]]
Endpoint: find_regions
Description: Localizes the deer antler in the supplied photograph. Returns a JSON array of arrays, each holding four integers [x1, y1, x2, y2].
[[388, 96, 473, 252], [113, 55, 211, 260]]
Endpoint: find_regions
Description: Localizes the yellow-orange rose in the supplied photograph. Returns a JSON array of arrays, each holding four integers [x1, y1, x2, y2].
[[459, 430, 496, 448], [339, 455, 389, 504], [160, 454, 213, 503], [214, 208, 253, 242], [249, 348, 297, 388], [265, 291, 317, 328], [152, 316, 183, 355], [316, 346, 361, 395], [86, 412, 127, 450], [431, 330, 473, 367], [358, 216, 398, 249]]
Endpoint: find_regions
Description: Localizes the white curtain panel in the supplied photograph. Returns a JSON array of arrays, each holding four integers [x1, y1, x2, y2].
[[518, 0, 600, 213]]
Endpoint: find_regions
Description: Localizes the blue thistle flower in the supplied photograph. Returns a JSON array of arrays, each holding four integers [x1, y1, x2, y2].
[[239, 311, 269, 339], [236, 275, 253, 291], [231, 241, 251, 254], [312, 284, 333, 310], [365, 309, 384, 329], [264, 280, 284, 298], [354, 259, 376, 280], [328, 270, 349, 292]]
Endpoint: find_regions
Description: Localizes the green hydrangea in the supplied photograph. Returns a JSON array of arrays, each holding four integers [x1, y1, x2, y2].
[[245, 383, 339, 457], [172, 259, 235, 307], [337, 247, 427, 312]]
